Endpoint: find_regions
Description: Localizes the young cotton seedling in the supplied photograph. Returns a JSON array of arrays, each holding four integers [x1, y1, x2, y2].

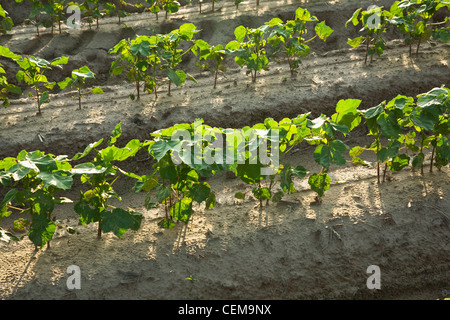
[[389, 0, 450, 56], [15, 56, 69, 115], [58, 66, 103, 110], [0, 46, 22, 108], [226, 25, 270, 83], [266, 7, 334, 75], [346, 6, 393, 64], [193, 39, 227, 89]]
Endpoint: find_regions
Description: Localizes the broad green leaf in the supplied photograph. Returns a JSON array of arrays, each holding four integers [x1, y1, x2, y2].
[[92, 87, 103, 94], [0, 46, 22, 60], [100, 208, 143, 238], [234, 25, 247, 42], [346, 8, 362, 27], [252, 187, 271, 201], [36, 170, 73, 190], [308, 173, 331, 198], [348, 36, 365, 47], [190, 182, 211, 204], [72, 139, 103, 160], [50, 56, 69, 66], [74, 200, 102, 225], [156, 185, 172, 203], [291, 165, 309, 178], [171, 197, 193, 223], [315, 21, 334, 41], [389, 154, 410, 171], [412, 153, 425, 170], [158, 218, 175, 229], [72, 163, 107, 175], [313, 144, 332, 169], [150, 140, 180, 162], [377, 112, 401, 139]]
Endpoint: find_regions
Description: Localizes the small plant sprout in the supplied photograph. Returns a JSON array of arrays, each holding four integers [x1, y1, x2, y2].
[[346, 6, 393, 64], [193, 39, 227, 89], [266, 7, 334, 75], [58, 66, 103, 110], [15, 55, 69, 115]]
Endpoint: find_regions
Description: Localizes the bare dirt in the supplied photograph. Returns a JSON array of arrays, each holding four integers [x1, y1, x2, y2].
[[0, 0, 449, 300]]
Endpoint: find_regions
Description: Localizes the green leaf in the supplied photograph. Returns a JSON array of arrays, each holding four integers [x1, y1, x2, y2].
[[100, 208, 143, 238], [58, 77, 73, 90], [410, 107, 439, 131], [346, 8, 362, 27], [171, 197, 194, 223], [74, 201, 101, 225], [377, 112, 401, 139], [315, 21, 334, 41], [234, 25, 247, 42], [363, 104, 384, 119], [190, 182, 211, 204], [28, 214, 56, 248], [50, 56, 69, 66], [167, 69, 186, 87], [252, 187, 271, 201], [72, 163, 107, 175], [389, 154, 410, 171], [412, 153, 425, 170], [156, 185, 172, 203], [92, 87, 103, 94], [271, 191, 284, 203], [36, 170, 73, 190], [150, 140, 180, 162], [331, 99, 362, 131], [205, 192, 216, 209], [291, 165, 309, 178], [0, 46, 22, 60], [308, 173, 331, 198], [348, 36, 365, 47], [158, 218, 175, 229], [313, 144, 332, 169], [72, 139, 103, 160], [235, 192, 245, 199]]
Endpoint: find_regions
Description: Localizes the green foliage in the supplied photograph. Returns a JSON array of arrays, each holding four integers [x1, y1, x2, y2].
[[346, 6, 393, 63], [58, 65, 103, 109], [72, 123, 145, 238], [0, 150, 75, 248], [389, 0, 450, 56], [193, 39, 227, 88], [146, 0, 180, 20], [226, 24, 270, 82], [0, 46, 22, 108], [15, 55, 69, 115], [0, 4, 15, 34], [266, 7, 333, 75]]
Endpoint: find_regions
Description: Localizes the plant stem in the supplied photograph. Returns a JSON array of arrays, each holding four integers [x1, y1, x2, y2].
[[383, 163, 387, 182], [430, 144, 435, 173], [35, 85, 41, 115], [78, 87, 82, 110], [136, 78, 140, 100], [416, 38, 421, 55], [97, 221, 102, 238], [214, 69, 218, 89], [365, 36, 371, 64]]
